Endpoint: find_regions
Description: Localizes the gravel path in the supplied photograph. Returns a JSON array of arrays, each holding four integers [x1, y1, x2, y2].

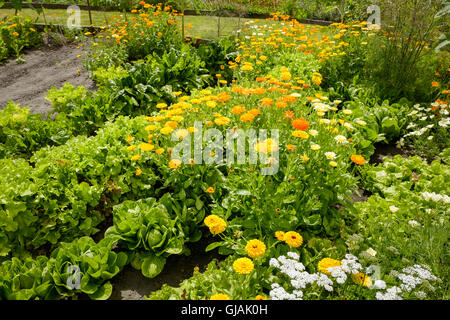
[[0, 43, 95, 118]]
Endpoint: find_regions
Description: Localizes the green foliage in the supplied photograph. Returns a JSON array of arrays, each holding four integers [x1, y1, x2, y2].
[[197, 36, 239, 86], [361, 155, 450, 198], [0, 15, 42, 63], [46, 237, 127, 299], [0, 102, 73, 158], [0, 256, 54, 300], [105, 198, 187, 278], [105, 45, 210, 115]]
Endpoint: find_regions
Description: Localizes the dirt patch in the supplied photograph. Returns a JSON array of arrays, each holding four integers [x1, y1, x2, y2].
[[0, 42, 95, 119], [108, 238, 223, 300], [370, 142, 412, 165]]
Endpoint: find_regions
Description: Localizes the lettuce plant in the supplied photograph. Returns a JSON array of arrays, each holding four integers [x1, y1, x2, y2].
[[46, 237, 127, 300], [105, 198, 187, 278]]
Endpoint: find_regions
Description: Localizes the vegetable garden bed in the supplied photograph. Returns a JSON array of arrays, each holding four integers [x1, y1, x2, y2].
[[1, 0, 449, 304]]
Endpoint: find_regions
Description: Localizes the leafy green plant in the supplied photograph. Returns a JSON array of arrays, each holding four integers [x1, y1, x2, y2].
[[0, 256, 55, 300], [105, 198, 187, 278], [46, 237, 127, 300]]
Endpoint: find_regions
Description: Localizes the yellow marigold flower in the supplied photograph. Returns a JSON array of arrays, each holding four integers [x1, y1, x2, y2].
[[210, 294, 230, 300], [126, 135, 134, 143], [245, 239, 266, 258], [138, 143, 154, 151], [155, 148, 164, 154], [233, 257, 254, 274], [175, 129, 189, 139], [206, 100, 217, 108], [292, 130, 309, 139], [275, 231, 285, 241], [160, 127, 174, 135], [131, 155, 141, 161], [352, 273, 373, 287], [169, 159, 182, 169], [284, 231, 303, 247], [281, 72, 292, 81], [254, 295, 268, 300], [204, 215, 227, 235], [215, 117, 230, 126], [241, 64, 253, 71], [318, 258, 342, 275]]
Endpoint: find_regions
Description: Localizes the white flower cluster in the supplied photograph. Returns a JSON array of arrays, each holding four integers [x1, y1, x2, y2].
[[269, 252, 334, 300], [421, 191, 450, 204], [376, 286, 403, 300], [327, 254, 363, 284], [375, 264, 438, 300]]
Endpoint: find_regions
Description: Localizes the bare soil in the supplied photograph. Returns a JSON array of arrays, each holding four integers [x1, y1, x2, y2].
[[0, 41, 95, 118], [109, 239, 223, 300]]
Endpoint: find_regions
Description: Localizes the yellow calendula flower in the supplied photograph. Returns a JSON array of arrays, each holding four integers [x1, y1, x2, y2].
[[254, 295, 268, 300], [175, 129, 189, 139], [318, 258, 342, 275], [127, 145, 136, 151], [292, 130, 309, 139], [210, 294, 230, 300], [329, 161, 338, 167], [214, 117, 230, 126], [206, 186, 215, 194], [204, 215, 227, 235], [206, 100, 217, 108], [284, 231, 303, 247], [155, 148, 164, 154], [169, 159, 182, 169], [126, 135, 134, 143], [131, 155, 141, 161], [352, 273, 373, 287], [156, 103, 167, 109], [233, 257, 254, 274], [160, 127, 174, 135], [245, 239, 266, 259], [275, 231, 286, 241], [136, 168, 142, 176], [138, 143, 154, 151], [301, 154, 310, 162]]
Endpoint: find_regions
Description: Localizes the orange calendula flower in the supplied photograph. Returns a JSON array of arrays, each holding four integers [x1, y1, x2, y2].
[[131, 155, 141, 161], [206, 186, 215, 194], [351, 155, 365, 165], [232, 105, 246, 115], [292, 118, 310, 131]]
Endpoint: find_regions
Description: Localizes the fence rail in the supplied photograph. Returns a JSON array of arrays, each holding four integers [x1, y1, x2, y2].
[[1, 2, 333, 26]]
